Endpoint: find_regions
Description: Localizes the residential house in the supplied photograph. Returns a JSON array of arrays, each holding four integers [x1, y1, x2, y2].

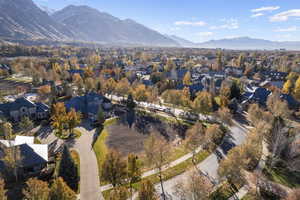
[[0, 98, 50, 122], [65, 93, 112, 122], [262, 71, 288, 81], [241, 87, 271, 107], [0, 136, 48, 175], [224, 66, 243, 77]]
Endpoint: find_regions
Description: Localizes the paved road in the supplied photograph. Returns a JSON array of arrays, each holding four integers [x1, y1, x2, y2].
[[74, 127, 104, 200], [155, 122, 248, 200]]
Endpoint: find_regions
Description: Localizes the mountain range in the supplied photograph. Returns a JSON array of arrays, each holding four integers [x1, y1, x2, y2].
[[0, 0, 300, 50]]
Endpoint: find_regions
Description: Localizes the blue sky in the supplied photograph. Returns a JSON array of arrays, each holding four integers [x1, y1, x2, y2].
[[34, 0, 300, 43]]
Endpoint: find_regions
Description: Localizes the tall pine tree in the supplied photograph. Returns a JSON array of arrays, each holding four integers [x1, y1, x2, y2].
[[58, 146, 79, 192]]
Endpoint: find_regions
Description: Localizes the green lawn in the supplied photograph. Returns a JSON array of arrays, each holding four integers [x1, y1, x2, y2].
[[263, 167, 300, 188], [93, 118, 118, 183], [102, 150, 211, 199]]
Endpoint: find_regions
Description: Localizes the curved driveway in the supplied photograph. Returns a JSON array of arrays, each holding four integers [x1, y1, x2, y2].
[[74, 127, 104, 200]]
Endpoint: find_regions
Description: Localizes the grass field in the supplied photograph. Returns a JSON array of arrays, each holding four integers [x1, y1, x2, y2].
[[93, 118, 118, 184]]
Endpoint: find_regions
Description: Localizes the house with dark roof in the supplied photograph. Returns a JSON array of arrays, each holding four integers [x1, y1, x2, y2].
[[241, 87, 271, 107], [65, 93, 112, 122], [261, 71, 288, 81], [0, 136, 48, 175], [0, 98, 49, 122]]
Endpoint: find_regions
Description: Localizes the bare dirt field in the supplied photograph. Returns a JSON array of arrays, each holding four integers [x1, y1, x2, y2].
[[106, 111, 189, 156]]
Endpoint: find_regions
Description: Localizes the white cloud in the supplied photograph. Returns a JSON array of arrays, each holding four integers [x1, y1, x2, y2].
[[251, 13, 264, 18], [174, 21, 206, 26], [210, 18, 239, 30], [270, 9, 300, 22], [251, 6, 280, 13], [197, 32, 214, 37], [274, 26, 297, 32]]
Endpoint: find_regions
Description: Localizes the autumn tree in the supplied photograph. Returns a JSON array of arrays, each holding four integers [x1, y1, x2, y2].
[[101, 150, 127, 187], [115, 78, 131, 97], [127, 154, 141, 199], [138, 180, 158, 200], [183, 71, 192, 85], [237, 53, 246, 69], [85, 77, 96, 92], [51, 102, 67, 137], [58, 146, 79, 192], [185, 122, 206, 170], [103, 78, 117, 97], [216, 107, 233, 125], [174, 170, 212, 200], [193, 91, 214, 115], [66, 108, 81, 135], [38, 85, 51, 100], [205, 124, 224, 151], [133, 84, 149, 102], [267, 91, 291, 118], [218, 146, 246, 187], [265, 117, 289, 168], [49, 177, 76, 200], [294, 76, 300, 100], [282, 79, 293, 94], [109, 186, 129, 200], [247, 104, 264, 126], [0, 179, 7, 200], [144, 134, 171, 200], [2, 122, 21, 182], [23, 178, 50, 200]]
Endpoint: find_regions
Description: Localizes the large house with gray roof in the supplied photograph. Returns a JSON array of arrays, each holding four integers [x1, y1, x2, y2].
[[65, 93, 112, 122], [0, 98, 49, 122]]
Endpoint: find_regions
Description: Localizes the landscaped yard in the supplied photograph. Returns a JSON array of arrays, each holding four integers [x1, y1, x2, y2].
[[93, 118, 118, 183], [102, 150, 211, 199]]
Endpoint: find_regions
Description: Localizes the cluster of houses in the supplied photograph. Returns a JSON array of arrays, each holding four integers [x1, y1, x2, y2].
[[0, 98, 50, 122]]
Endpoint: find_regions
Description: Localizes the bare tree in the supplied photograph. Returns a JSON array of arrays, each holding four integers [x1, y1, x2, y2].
[[174, 170, 212, 200], [144, 134, 171, 200], [185, 122, 206, 172], [265, 117, 289, 168]]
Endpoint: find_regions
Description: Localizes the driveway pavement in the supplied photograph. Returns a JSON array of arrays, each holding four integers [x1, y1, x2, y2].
[[74, 127, 104, 200], [37, 124, 104, 200]]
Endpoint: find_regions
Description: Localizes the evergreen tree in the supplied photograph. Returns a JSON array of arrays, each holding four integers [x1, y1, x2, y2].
[[58, 146, 79, 192], [126, 94, 136, 110]]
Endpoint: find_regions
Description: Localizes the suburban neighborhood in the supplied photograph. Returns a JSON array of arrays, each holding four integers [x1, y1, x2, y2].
[[0, 0, 300, 200]]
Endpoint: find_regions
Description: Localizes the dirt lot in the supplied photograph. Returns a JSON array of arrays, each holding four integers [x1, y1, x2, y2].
[[106, 111, 189, 156]]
